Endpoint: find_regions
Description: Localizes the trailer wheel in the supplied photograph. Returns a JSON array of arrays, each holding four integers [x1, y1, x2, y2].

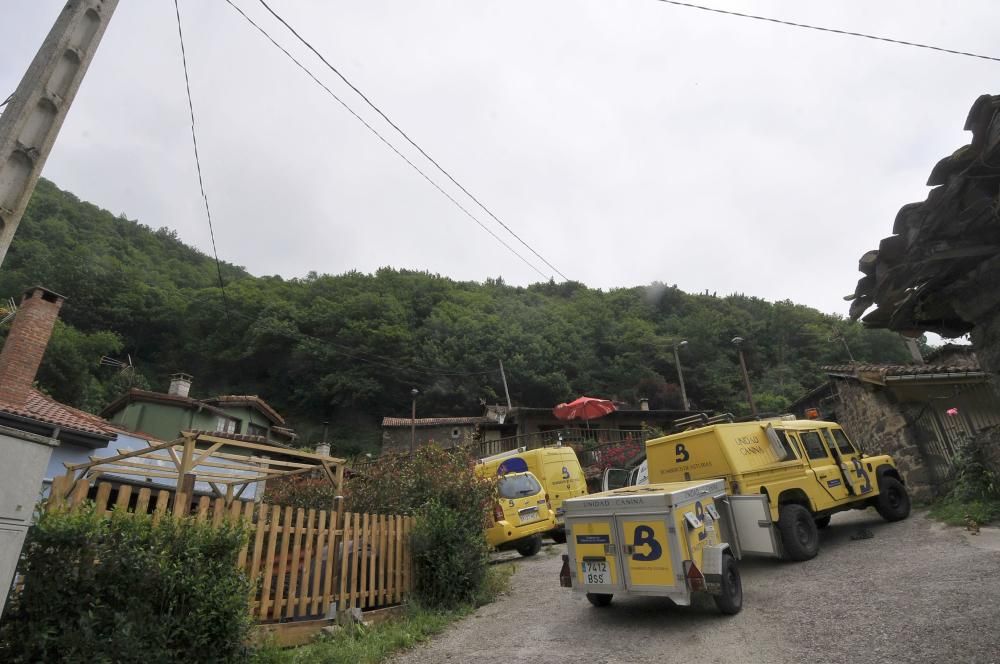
[[712, 554, 743, 615], [814, 515, 832, 529], [550, 529, 567, 544], [874, 476, 911, 522], [586, 593, 613, 607], [778, 504, 819, 561], [516, 535, 542, 557]]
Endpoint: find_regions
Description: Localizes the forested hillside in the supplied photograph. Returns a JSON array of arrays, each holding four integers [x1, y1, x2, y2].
[[0, 180, 914, 451]]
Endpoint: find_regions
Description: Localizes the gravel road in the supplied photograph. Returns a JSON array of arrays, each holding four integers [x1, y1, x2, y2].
[[392, 509, 1000, 664]]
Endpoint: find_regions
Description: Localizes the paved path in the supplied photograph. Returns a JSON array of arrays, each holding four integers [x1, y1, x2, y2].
[[392, 510, 1000, 664]]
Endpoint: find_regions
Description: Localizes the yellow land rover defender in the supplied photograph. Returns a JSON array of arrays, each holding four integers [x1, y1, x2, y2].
[[644, 419, 910, 561]]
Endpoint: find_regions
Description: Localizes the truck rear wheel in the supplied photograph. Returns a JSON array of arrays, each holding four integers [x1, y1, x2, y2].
[[550, 529, 567, 544], [814, 515, 832, 529], [874, 476, 911, 522], [712, 554, 743, 615], [586, 593, 613, 607], [516, 535, 542, 557], [778, 504, 819, 561]]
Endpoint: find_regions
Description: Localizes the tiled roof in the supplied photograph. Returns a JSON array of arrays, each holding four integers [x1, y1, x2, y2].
[[0, 390, 115, 438], [381, 416, 487, 428], [822, 363, 986, 377], [102, 390, 286, 425], [202, 395, 284, 425]]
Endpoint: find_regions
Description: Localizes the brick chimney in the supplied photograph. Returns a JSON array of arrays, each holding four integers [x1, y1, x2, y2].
[[0, 286, 65, 407]]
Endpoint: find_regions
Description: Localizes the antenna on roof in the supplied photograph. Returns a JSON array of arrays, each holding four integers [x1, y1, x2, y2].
[[0, 297, 16, 326], [100, 354, 138, 387]]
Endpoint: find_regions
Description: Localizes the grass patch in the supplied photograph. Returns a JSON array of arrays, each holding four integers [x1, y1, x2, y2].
[[253, 564, 514, 664], [928, 496, 1000, 527]]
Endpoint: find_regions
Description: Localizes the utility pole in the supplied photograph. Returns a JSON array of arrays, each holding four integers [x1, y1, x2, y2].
[[0, 0, 120, 267], [732, 336, 758, 417], [498, 358, 513, 409], [671, 340, 690, 411], [409, 388, 419, 454]]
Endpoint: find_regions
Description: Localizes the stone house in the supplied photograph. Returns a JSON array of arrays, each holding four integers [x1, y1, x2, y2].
[[380, 416, 485, 454], [791, 347, 1000, 500]]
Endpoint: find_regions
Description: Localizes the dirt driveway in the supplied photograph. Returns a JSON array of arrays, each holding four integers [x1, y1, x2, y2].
[[392, 510, 1000, 664]]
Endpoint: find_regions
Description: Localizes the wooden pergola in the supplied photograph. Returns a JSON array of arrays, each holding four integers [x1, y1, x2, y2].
[[50, 431, 346, 512]]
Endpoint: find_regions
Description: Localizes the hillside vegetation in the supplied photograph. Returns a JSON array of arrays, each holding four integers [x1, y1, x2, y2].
[[0, 180, 913, 451]]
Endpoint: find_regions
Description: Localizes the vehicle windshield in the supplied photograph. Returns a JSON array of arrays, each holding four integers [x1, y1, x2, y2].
[[498, 474, 542, 499]]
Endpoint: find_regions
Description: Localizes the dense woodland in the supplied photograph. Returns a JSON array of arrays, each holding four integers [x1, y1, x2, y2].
[[0, 180, 916, 453]]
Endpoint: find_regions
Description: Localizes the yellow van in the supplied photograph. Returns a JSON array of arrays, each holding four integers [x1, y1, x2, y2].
[[478, 470, 555, 557], [477, 446, 587, 543]]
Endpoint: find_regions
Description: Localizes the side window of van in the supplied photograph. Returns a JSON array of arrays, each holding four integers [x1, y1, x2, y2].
[[799, 431, 829, 460]]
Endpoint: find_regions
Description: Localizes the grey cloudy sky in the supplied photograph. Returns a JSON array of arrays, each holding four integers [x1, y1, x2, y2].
[[3, 0, 998, 319]]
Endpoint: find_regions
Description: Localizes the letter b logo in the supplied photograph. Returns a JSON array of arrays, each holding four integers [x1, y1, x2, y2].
[[632, 525, 662, 562]]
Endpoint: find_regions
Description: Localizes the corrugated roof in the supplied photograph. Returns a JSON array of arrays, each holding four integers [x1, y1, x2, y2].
[[0, 390, 115, 438], [382, 416, 487, 428]]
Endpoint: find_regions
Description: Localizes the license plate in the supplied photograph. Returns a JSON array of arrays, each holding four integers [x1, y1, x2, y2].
[[519, 508, 539, 523], [581, 560, 609, 585]]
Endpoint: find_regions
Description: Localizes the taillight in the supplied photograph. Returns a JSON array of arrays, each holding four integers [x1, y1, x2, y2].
[[493, 503, 505, 523], [559, 554, 572, 588], [683, 560, 706, 592]]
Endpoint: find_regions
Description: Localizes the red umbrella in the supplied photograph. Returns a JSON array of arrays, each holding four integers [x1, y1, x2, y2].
[[553, 396, 617, 422]]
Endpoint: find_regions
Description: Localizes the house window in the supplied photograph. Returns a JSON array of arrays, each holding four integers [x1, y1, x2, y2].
[[450, 427, 461, 439], [248, 423, 267, 437], [216, 417, 237, 434]]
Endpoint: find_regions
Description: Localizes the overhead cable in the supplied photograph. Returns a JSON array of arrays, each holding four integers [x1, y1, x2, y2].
[[255, 0, 570, 282], [172, 0, 231, 312], [652, 0, 1000, 63], [222, 0, 550, 281]]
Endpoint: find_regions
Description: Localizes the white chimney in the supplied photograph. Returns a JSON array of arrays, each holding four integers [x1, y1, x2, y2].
[[168, 373, 192, 397], [639, 398, 650, 411], [315, 442, 331, 457]]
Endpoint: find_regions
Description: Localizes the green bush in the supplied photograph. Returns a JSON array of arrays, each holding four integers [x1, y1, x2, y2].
[[0, 506, 254, 664], [410, 499, 491, 608], [950, 430, 1000, 502], [346, 445, 496, 608]]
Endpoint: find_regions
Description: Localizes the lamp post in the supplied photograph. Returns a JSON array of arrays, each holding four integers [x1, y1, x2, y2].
[[671, 340, 690, 411], [731, 337, 758, 416], [410, 388, 419, 454]]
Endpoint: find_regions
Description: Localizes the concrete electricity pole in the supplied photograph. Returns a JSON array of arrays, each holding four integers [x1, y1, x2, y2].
[[0, 0, 119, 267]]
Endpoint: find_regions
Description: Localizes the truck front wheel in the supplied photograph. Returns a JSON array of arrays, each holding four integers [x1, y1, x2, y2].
[[778, 504, 819, 561], [586, 593, 613, 607], [874, 476, 911, 522], [713, 553, 743, 615]]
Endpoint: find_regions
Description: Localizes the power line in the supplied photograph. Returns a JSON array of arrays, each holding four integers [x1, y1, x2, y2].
[[255, 0, 570, 282], [652, 0, 1000, 63], [172, 0, 230, 312], [221, 0, 551, 281]]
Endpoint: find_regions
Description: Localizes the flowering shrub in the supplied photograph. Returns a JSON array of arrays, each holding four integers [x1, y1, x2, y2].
[[346, 445, 497, 608], [264, 474, 338, 511], [590, 439, 643, 472]]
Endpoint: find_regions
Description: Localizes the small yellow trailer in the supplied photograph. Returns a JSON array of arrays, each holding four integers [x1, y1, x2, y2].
[[559, 479, 742, 614]]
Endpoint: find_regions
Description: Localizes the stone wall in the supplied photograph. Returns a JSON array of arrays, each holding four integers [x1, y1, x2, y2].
[[381, 424, 476, 454], [831, 379, 942, 501]]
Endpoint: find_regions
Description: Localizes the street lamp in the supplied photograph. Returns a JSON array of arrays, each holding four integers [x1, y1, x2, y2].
[[410, 388, 419, 454], [671, 340, 690, 411], [731, 337, 758, 416]]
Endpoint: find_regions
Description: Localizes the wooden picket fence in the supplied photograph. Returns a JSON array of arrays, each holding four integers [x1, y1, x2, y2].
[[49, 478, 415, 623]]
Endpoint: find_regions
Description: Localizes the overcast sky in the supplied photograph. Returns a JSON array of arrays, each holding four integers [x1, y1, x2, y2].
[[2, 0, 997, 320]]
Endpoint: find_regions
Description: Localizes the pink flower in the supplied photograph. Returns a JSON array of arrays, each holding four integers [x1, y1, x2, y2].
[[946, 407, 959, 416]]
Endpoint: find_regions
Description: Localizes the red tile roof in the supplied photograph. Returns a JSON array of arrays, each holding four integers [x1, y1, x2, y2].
[[202, 395, 284, 425], [0, 390, 115, 438], [381, 416, 486, 428]]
